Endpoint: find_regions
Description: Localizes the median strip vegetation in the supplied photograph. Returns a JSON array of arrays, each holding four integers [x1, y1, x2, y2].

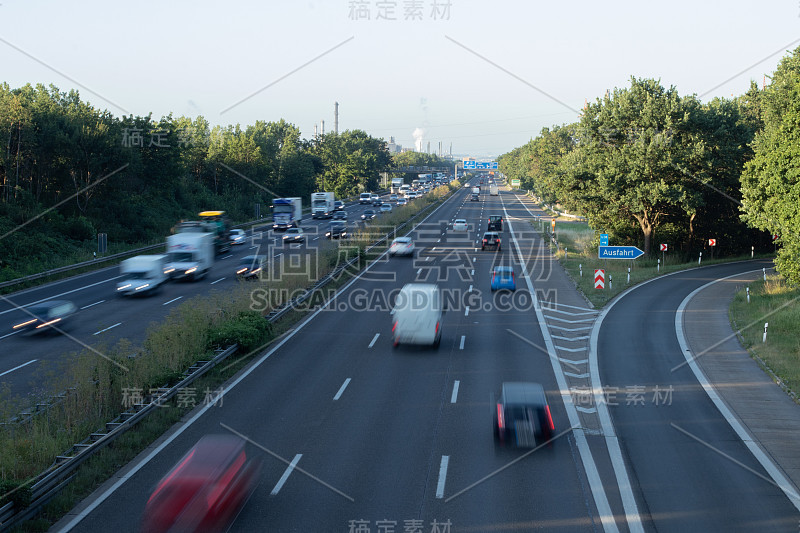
[[0, 180, 459, 531]]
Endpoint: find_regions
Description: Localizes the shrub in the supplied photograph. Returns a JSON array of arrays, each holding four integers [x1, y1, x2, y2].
[[207, 311, 273, 352]]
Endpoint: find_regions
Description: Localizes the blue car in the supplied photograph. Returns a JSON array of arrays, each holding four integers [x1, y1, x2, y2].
[[490, 266, 516, 291]]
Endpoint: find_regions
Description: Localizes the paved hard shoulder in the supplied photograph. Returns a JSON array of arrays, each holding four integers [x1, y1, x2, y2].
[[683, 272, 800, 496]]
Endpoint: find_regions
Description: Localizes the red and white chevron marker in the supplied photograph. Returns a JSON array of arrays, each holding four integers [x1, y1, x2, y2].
[[660, 243, 668, 252], [708, 239, 716, 247], [594, 269, 605, 289]]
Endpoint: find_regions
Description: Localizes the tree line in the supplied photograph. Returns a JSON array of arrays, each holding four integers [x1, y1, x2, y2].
[[0, 83, 395, 279], [499, 49, 800, 283]]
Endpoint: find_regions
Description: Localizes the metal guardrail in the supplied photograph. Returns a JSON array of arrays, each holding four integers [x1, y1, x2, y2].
[[0, 186, 453, 530], [0, 244, 164, 290]]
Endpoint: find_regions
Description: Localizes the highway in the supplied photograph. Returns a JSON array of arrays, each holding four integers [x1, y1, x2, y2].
[[20, 179, 799, 532], [59, 183, 624, 532], [0, 194, 393, 400]]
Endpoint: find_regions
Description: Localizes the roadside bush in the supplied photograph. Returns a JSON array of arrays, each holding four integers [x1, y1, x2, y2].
[[207, 311, 273, 352], [0, 479, 32, 508]]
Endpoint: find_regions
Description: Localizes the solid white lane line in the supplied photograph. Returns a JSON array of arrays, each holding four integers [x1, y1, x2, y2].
[[271, 454, 302, 495], [0, 359, 37, 378], [210, 278, 226, 285], [0, 331, 20, 340], [459, 335, 465, 350], [162, 296, 183, 306], [451, 381, 460, 403], [368, 333, 380, 348], [93, 322, 121, 336], [0, 276, 123, 317], [80, 300, 105, 310], [436, 455, 449, 498], [333, 378, 351, 401]]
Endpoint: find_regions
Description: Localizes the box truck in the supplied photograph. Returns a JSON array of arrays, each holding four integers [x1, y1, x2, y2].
[[272, 197, 303, 231], [311, 192, 335, 219], [391, 177, 404, 194], [164, 232, 214, 281]]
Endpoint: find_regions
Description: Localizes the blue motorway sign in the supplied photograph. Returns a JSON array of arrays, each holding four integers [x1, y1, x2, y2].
[[598, 246, 644, 260], [463, 160, 498, 170], [599, 234, 609, 247]]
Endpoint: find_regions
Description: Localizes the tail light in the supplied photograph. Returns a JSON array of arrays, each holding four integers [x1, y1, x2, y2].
[[435, 321, 439, 334], [483, 239, 487, 243], [392, 321, 397, 332], [491, 273, 496, 284], [511, 272, 515, 282], [545, 405, 555, 431], [497, 404, 504, 429]]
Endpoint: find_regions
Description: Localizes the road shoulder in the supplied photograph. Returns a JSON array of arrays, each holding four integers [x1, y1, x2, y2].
[[682, 270, 800, 500]]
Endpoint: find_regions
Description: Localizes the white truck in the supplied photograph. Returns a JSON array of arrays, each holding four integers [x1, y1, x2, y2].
[[164, 232, 214, 281], [116, 255, 168, 296], [272, 197, 303, 231], [391, 177, 404, 194], [311, 192, 335, 219], [490, 184, 499, 196]]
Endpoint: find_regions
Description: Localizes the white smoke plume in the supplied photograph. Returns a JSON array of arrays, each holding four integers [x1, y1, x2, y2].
[[412, 127, 425, 152]]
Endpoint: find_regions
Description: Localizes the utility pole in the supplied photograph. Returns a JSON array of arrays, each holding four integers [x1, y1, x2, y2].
[[334, 101, 339, 135]]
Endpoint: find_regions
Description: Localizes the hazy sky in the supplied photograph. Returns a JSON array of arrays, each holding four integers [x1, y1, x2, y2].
[[2, 0, 798, 158]]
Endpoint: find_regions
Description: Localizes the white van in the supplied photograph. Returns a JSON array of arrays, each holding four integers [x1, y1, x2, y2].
[[391, 283, 444, 348], [359, 193, 372, 204]]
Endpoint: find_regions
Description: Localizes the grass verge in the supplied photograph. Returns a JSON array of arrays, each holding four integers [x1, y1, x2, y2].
[[729, 274, 800, 398], [543, 219, 774, 308]]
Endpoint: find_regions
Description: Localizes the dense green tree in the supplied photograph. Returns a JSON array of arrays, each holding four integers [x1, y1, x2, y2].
[[311, 130, 391, 198], [557, 78, 710, 254], [741, 46, 800, 283]]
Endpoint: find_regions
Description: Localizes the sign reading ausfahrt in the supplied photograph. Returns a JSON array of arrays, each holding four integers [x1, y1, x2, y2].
[[598, 246, 645, 260]]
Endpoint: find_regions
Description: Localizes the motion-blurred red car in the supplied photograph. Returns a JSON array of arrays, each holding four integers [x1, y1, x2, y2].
[[141, 434, 262, 533]]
